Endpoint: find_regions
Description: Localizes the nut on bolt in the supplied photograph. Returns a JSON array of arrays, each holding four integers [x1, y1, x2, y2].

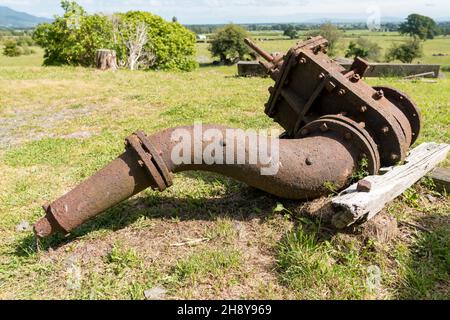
[[338, 89, 347, 96], [357, 180, 372, 193], [351, 74, 361, 82], [359, 105, 368, 113], [373, 90, 384, 100]]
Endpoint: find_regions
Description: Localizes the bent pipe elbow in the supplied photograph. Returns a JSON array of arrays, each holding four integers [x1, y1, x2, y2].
[[34, 124, 363, 238]]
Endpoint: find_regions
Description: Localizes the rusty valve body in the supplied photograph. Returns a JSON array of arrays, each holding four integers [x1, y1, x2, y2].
[[245, 36, 421, 169], [34, 37, 422, 238]]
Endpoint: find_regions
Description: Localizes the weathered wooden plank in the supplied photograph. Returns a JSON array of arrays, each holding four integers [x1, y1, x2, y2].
[[428, 167, 450, 193], [403, 71, 436, 79], [331, 143, 450, 229]]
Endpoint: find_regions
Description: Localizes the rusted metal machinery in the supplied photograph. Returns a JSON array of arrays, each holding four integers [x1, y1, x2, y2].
[[34, 36, 421, 238], [244, 36, 421, 171]]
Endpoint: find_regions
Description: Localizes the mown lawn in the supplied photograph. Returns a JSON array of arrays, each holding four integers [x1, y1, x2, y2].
[[0, 35, 449, 300]]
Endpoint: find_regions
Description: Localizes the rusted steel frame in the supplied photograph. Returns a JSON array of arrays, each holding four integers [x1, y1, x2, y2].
[[348, 57, 371, 78], [372, 86, 421, 145], [309, 54, 411, 165], [293, 74, 329, 135], [34, 125, 362, 238], [264, 49, 298, 116], [244, 37, 328, 81], [251, 37, 413, 167]]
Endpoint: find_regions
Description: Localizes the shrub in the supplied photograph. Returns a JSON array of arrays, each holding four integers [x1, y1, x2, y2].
[[2, 39, 21, 57], [114, 11, 197, 71], [33, 2, 114, 66], [16, 36, 35, 47], [209, 24, 251, 65], [386, 38, 423, 63], [345, 37, 382, 62], [33, 1, 197, 71], [21, 47, 36, 55], [284, 25, 298, 39]]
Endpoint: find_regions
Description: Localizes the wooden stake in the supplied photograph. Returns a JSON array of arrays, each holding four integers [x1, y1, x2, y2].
[[331, 143, 450, 229]]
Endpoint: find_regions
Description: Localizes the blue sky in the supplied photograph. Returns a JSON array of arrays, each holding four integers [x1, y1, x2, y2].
[[0, 0, 449, 24]]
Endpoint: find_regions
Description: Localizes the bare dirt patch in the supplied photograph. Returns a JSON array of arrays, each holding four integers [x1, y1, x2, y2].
[[0, 105, 97, 149]]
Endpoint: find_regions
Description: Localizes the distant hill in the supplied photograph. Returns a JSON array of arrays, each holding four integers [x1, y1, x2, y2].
[[0, 6, 52, 28]]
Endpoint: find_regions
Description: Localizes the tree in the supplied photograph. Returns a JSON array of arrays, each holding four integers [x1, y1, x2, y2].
[[112, 18, 151, 70], [284, 25, 298, 39], [345, 37, 382, 61], [209, 24, 251, 65], [2, 39, 21, 57], [399, 14, 439, 40], [306, 23, 343, 55], [33, 1, 114, 66], [386, 38, 423, 63]]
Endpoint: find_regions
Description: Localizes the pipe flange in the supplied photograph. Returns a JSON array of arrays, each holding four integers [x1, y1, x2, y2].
[[300, 115, 381, 174], [126, 132, 173, 192], [373, 86, 421, 146]]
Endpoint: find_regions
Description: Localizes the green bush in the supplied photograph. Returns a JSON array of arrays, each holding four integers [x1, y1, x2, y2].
[[209, 24, 251, 65], [115, 11, 197, 71], [21, 47, 36, 56], [16, 36, 35, 47], [284, 25, 298, 40], [33, 1, 114, 66], [345, 37, 382, 62], [2, 39, 21, 57], [33, 1, 197, 71], [386, 38, 423, 63]]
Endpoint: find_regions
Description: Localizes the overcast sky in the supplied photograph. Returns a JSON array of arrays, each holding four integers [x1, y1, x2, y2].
[[1, 0, 449, 24]]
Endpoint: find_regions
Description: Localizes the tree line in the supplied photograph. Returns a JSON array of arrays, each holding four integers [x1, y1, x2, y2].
[[2, 6, 445, 67], [209, 14, 439, 65]]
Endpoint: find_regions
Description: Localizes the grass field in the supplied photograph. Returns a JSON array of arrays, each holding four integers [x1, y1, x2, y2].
[[0, 32, 449, 300], [198, 33, 450, 69]]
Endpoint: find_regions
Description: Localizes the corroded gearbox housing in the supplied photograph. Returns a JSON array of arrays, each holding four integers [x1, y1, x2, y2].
[[246, 36, 421, 174]]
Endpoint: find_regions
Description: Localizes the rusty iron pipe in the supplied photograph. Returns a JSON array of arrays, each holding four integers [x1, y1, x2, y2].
[[34, 125, 360, 238], [244, 38, 274, 63]]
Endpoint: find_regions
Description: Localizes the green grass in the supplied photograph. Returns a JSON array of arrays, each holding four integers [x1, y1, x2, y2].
[[0, 46, 44, 67], [173, 249, 242, 283], [277, 226, 370, 299], [0, 31, 449, 300]]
